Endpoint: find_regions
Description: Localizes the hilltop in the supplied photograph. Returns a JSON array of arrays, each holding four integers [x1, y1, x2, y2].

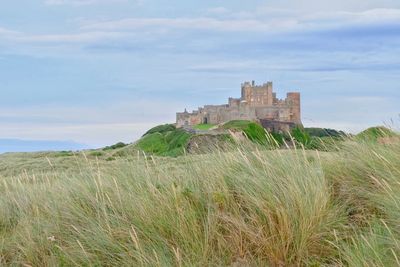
[[110, 120, 352, 157]]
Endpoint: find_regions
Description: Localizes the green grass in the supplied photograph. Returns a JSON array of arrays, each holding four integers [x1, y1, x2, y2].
[[193, 124, 215, 130], [1, 128, 400, 266], [305, 127, 346, 138], [222, 120, 269, 144], [134, 121, 348, 157], [135, 128, 192, 157], [103, 142, 128, 151], [143, 124, 176, 136], [356, 126, 397, 142]]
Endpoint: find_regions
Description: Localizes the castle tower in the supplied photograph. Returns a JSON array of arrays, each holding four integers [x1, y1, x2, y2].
[[241, 82, 252, 103], [286, 92, 301, 124], [266, 82, 273, 105], [241, 81, 274, 106]]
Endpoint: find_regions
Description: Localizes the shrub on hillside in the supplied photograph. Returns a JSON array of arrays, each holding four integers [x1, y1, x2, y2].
[[136, 128, 192, 157], [356, 126, 397, 142], [223, 120, 268, 145], [143, 124, 176, 136], [305, 127, 346, 138], [103, 142, 128, 151], [291, 126, 312, 147]]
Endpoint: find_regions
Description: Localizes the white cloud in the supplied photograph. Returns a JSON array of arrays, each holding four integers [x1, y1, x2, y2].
[[205, 7, 231, 15], [303, 120, 371, 134], [45, 0, 128, 6], [0, 27, 20, 39], [17, 31, 125, 44], [80, 8, 400, 34], [301, 8, 400, 26], [258, 0, 400, 12], [81, 17, 287, 32], [0, 7, 398, 53]]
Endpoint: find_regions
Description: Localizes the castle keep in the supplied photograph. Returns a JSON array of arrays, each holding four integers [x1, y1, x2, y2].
[[176, 81, 301, 132]]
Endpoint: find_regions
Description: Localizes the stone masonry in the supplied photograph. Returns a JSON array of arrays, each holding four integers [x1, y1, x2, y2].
[[176, 81, 302, 132]]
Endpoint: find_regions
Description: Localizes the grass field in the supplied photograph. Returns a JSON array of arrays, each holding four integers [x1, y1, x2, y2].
[[0, 133, 400, 266]]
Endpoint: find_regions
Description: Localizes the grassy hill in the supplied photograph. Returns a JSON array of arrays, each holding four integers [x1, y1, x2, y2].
[[356, 126, 398, 142], [129, 120, 288, 157], [121, 122, 353, 157], [136, 129, 191, 157], [222, 120, 269, 144]]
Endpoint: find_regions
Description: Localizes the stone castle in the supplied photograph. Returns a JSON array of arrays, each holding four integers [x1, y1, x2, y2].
[[176, 81, 301, 132]]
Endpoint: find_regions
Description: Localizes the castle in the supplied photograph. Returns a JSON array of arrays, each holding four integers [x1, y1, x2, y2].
[[176, 81, 302, 132]]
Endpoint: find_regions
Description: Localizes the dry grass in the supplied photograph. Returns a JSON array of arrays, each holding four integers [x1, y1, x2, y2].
[[0, 138, 399, 266]]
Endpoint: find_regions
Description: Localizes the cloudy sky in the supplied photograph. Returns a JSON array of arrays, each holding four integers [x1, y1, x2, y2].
[[0, 0, 399, 150]]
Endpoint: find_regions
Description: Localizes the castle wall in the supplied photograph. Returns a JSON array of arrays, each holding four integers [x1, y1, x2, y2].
[[259, 119, 297, 133], [255, 106, 291, 121]]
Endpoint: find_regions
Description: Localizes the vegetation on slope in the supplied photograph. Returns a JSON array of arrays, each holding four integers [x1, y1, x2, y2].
[[222, 120, 269, 144], [112, 122, 395, 159], [136, 127, 192, 157], [0, 136, 400, 266], [221, 121, 344, 150], [305, 127, 346, 138], [143, 124, 177, 136], [356, 126, 398, 142], [103, 142, 128, 151], [134, 121, 276, 157]]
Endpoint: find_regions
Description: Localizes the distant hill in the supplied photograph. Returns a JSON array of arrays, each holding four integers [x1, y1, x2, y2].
[[0, 139, 89, 153]]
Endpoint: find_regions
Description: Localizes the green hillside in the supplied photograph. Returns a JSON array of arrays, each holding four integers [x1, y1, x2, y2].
[[136, 126, 192, 157], [143, 124, 177, 136], [222, 120, 269, 144], [356, 126, 398, 142], [130, 121, 351, 156]]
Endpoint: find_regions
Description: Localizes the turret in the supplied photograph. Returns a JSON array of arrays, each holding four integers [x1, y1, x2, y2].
[[266, 81, 273, 105], [286, 92, 301, 124], [241, 82, 252, 102]]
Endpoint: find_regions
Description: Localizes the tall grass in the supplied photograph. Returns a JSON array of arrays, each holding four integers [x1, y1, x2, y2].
[[0, 137, 399, 266]]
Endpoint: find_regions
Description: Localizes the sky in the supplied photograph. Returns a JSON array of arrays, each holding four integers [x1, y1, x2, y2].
[[0, 0, 399, 151]]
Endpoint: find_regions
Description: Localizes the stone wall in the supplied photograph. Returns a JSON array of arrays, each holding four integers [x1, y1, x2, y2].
[[259, 119, 297, 133]]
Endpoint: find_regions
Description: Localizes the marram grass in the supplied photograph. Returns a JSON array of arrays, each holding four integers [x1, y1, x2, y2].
[[0, 137, 400, 266]]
